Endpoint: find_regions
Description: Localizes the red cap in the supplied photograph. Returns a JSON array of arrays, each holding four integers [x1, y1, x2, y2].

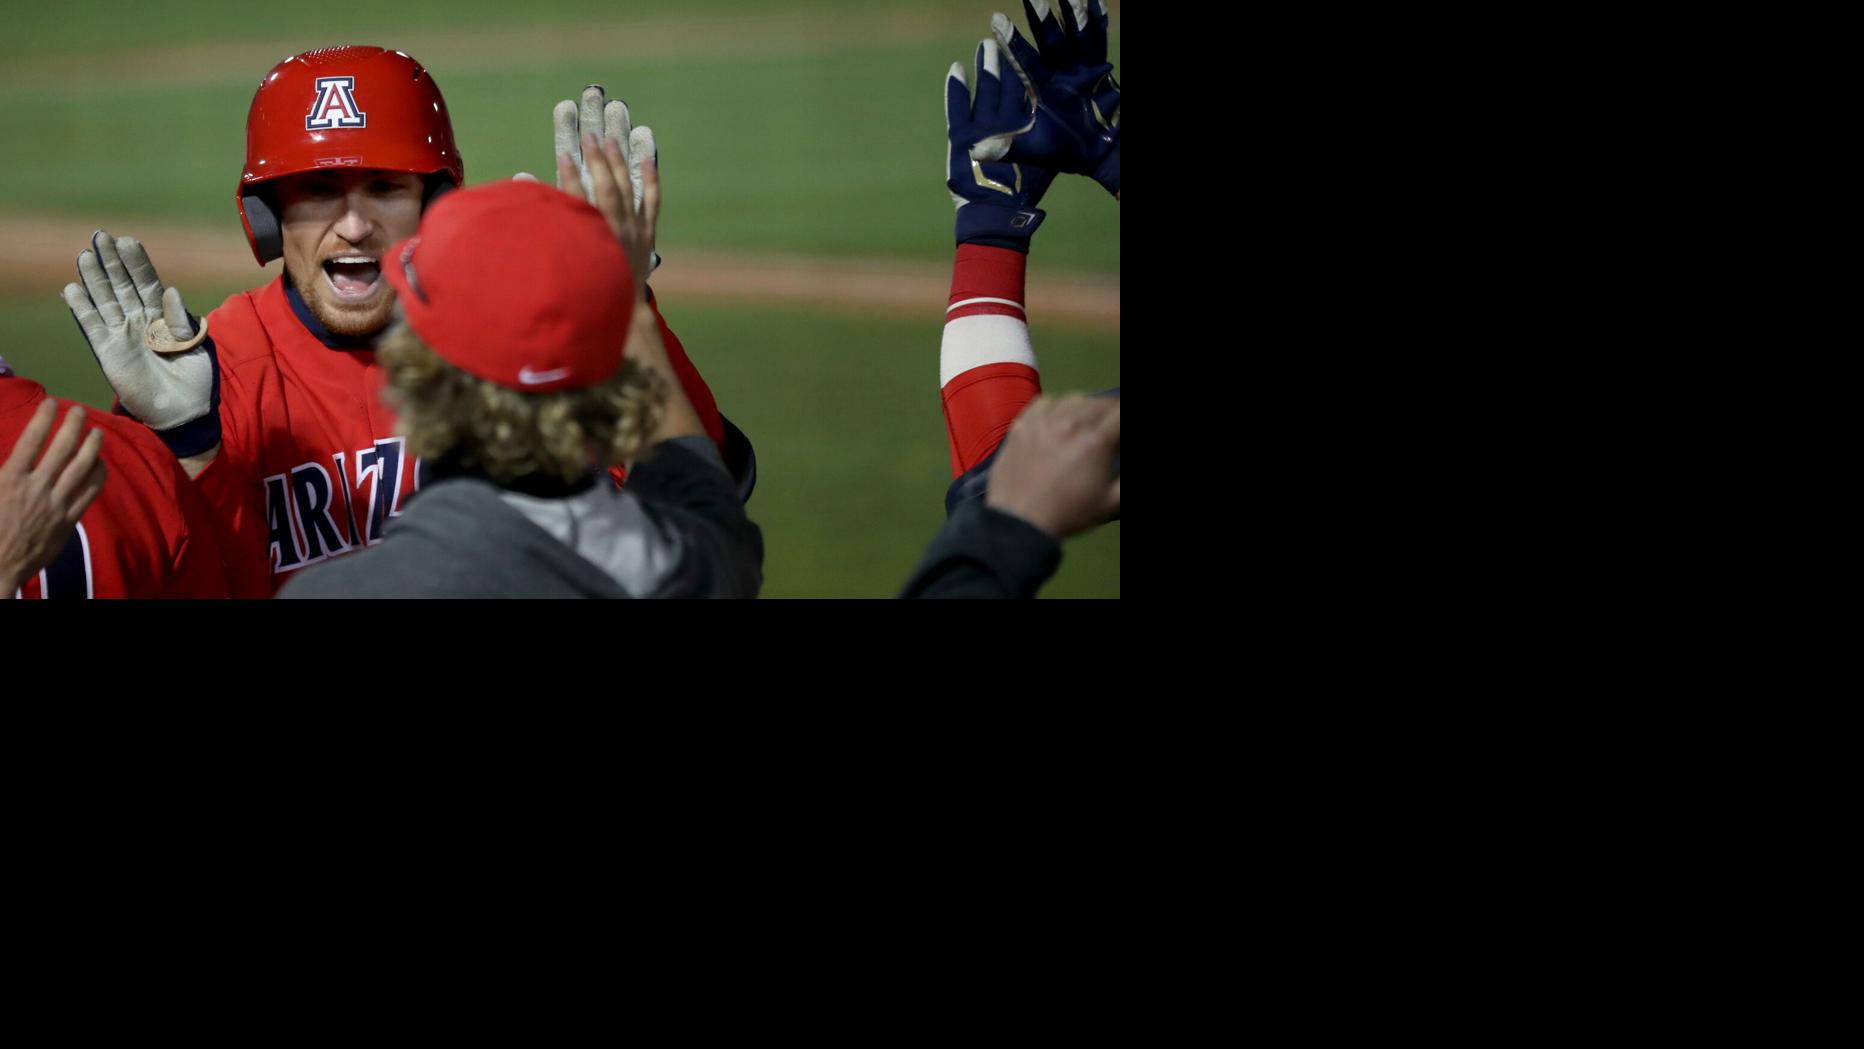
[[383, 180, 635, 393], [236, 46, 464, 264]]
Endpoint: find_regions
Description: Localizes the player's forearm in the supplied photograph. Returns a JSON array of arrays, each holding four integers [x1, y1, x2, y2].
[[899, 501, 1060, 599], [940, 243, 1041, 476], [644, 293, 725, 450], [652, 383, 706, 444], [624, 303, 705, 446]]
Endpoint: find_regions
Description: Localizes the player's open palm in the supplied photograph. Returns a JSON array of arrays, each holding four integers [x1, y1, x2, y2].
[[0, 400, 106, 595], [559, 129, 660, 303], [61, 231, 213, 432], [553, 84, 660, 275]]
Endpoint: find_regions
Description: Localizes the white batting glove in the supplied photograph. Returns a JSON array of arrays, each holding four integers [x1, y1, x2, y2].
[[61, 231, 219, 454], [554, 83, 661, 274]]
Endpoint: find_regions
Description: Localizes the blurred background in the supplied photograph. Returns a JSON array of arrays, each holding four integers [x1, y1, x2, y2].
[[0, 0, 1119, 597]]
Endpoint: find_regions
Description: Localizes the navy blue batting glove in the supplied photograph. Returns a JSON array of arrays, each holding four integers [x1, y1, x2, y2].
[[990, 0, 1120, 197], [946, 38, 1056, 252]]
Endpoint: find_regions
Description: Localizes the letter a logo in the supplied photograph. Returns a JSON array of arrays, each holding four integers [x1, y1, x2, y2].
[[306, 76, 367, 130]]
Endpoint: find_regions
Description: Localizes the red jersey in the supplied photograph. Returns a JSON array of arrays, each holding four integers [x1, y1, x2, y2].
[[192, 276, 724, 596], [1, 376, 230, 599]]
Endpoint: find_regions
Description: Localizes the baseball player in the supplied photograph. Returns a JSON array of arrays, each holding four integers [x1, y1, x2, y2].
[[901, 0, 1120, 598], [61, 47, 744, 597], [280, 152, 761, 597], [2, 356, 228, 598], [938, 0, 1120, 512]]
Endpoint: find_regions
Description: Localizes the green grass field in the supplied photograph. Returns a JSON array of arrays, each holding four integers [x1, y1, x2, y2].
[[0, 0, 925, 58], [0, 0, 1120, 598]]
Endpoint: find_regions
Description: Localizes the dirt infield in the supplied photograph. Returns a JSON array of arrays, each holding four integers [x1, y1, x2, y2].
[[0, 2, 1120, 327], [0, 215, 1118, 329]]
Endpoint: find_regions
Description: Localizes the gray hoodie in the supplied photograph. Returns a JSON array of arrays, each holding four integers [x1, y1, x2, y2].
[[279, 436, 761, 599]]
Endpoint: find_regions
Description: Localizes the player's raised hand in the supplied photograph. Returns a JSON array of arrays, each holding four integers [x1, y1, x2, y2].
[[946, 37, 1056, 250], [0, 400, 107, 596], [553, 83, 661, 273], [988, 0, 1120, 197], [61, 231, 219, 456], [559, 128, 658, 303]]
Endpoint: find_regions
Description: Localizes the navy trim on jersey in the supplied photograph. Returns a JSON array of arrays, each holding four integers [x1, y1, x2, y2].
[[284, 281, 379, 350]]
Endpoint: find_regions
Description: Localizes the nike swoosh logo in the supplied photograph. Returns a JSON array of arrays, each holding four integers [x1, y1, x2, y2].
[[518, 366, 572, 385]]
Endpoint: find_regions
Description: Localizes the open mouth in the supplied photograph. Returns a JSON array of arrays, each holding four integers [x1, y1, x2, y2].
[[322, 255, 382, 302]]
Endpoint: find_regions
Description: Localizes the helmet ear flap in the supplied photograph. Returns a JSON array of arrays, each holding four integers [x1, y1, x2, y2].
[[423, 175, 458, 210], [243, 192, 283, 264]]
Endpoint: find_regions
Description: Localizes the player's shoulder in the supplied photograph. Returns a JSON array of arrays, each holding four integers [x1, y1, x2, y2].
[[204, 277, 289, 367], [204, 279, 271, 325], [58, 399, 189, 490], [0, 374, 49, 424], [82, 404, 170, 455]]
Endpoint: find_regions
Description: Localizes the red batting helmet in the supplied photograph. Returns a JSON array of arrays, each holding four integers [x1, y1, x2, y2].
[[235, 46, 465, 266]]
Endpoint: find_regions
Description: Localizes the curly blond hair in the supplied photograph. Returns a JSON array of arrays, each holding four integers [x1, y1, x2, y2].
[[377, 320, 665, 484]]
